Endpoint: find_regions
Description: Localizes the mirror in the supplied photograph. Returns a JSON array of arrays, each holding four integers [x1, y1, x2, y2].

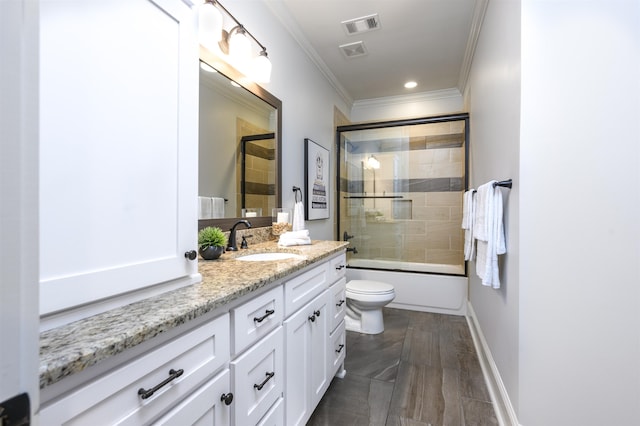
[[198, 47, 282, 230]]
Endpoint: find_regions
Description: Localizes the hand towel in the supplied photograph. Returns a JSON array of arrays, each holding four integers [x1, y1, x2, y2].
[[475, 183, 506, 289], [277, 230, 311, 246], [211, 197, 225, 218], [292, 201, 305, 231], [462, 190, 476, 261], [198, 196, 212, 219]]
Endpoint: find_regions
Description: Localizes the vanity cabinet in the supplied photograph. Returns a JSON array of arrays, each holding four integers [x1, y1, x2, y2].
[[284, 253, 347, 426], [39, 250, 346, 426], [40, 314, 231, 425], [39, 0, 200, 319]]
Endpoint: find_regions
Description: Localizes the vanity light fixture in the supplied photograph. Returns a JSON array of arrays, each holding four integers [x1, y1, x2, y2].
[[198, 0, 272, 83], [404, 81, 418, 89], [366, 155, 381, 170]]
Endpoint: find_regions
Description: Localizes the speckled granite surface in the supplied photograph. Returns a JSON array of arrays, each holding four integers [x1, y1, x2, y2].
[[39, 239, 348, 389]]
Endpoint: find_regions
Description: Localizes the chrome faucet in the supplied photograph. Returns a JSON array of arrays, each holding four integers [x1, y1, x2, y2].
[[227, 220, 251, 251]]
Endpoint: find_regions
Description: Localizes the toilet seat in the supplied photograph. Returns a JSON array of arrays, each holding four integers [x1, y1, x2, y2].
[[346, 280, 394, 295]]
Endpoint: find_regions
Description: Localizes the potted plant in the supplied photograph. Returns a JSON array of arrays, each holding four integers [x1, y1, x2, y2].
[[198, 226, 227, 260]]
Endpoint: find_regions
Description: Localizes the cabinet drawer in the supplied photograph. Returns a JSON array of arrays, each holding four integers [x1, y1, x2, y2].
[[329, 320, 346, 378], [284, 263, 329, 317], [153, 369, 231, 426], [231, 326, 284, 426], [326, 252, 347, 283], [232, 285, 283, 356], [40, 314, 230, 426], [257, 397, 284, 426], [329, 277, 347, 332]]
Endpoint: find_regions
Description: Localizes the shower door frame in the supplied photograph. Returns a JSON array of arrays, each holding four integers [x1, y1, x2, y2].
[[335, 112, 470, 277]]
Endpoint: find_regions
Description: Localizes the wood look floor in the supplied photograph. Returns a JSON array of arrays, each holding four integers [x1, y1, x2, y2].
[[307, 308, 498, 426]]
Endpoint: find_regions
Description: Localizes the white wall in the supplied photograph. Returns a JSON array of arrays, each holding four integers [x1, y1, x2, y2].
[[518, 1, 640, 424], [468, 0, 640, 424], [465, 0, 521, 419], [221, 1, 350, 240]]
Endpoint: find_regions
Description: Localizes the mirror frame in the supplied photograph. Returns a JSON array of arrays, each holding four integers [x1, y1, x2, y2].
[[198, 46, 282, 231]]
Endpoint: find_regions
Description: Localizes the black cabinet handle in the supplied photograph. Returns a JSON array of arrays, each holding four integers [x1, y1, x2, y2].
[[314, 310, 321, 317], [335, 344, 345, 353], [138, 369, 183, 400], [335, 265, 345, 270], [253, 309, 275, 323], [336, 299, 345, 307], [184, 250, 197, 260], [308, 314, 316, 322], [254, 371, 275, 391], [220, 392, 234, 406]]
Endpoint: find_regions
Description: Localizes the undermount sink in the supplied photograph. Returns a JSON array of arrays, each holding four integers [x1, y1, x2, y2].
[[235, 252, 305, 262]]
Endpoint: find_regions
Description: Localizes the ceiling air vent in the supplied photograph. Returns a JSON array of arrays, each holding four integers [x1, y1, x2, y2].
[[342, 13, 381, 35], [339, 41, 368, 59]]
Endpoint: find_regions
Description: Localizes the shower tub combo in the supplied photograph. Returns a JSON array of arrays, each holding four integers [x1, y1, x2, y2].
[[337, 114, 470, 316]]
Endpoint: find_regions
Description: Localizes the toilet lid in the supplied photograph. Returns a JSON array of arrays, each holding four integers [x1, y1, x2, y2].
[[347, 280, 394, 295]]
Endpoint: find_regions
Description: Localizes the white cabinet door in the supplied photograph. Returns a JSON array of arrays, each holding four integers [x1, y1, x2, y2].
[[309, 289, 330, 409], [284, 289, 330, 426], [39, 0, 199, 316], [153, 369, 232, 426]]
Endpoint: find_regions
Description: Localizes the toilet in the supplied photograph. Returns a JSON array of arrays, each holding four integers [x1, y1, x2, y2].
[[345, 280, 395, 334]]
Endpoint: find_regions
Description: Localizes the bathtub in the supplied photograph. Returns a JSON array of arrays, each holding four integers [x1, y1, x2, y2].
[[346, 259, 468, 315]]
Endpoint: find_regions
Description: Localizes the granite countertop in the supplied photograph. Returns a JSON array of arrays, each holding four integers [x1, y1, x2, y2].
[[39, 239, 349, 389]]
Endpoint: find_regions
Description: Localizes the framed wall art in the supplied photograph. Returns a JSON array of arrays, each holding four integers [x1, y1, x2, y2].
[[304, 138, 330, 220]]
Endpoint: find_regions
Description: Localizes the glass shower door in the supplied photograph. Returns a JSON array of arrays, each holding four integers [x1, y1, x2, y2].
[[338, 115, 468, 275]]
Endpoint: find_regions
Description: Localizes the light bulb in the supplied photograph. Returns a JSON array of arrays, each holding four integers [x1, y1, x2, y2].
[[253, 50, 272, 83], [228, 27, 252, 69], [198, 1, 223, 51]]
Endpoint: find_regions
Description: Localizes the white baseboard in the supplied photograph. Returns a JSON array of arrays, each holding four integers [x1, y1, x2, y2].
[[466, 302, 520, 426]]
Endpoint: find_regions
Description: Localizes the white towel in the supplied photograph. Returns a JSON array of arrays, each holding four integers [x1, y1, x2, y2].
[[211, 197, 225, 218], [462, 190, 476, 261], [198, 196, 212, 219], [474, 182, 506, 289], [292, 201, 305, 231], [277, 229, 311, 247]]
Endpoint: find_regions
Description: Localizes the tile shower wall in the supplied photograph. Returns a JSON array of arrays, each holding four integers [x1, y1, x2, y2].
[[235, 118, 276, 217], [340, 120, 465, 267]]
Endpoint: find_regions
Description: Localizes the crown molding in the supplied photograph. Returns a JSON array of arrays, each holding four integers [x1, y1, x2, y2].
[[458, 0, 490, 94], [263, 0, 354, 108], [352, 88, 463, 110]]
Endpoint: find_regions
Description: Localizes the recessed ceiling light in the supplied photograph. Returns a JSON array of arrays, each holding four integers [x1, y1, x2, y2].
[[404, 81, 417, 89]]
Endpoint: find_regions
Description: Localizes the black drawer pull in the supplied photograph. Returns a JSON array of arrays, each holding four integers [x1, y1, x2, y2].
[[335, 344, 345, 353], [308, 314, 316, 322], [314, 310, 321, 317], [336, 299, 345, 307], [220, 392, 234, 405], [254, 371, 275, 391], [254, 309, 275, 323], [335, 264, 345, 270], [138, 368, 183, 400]]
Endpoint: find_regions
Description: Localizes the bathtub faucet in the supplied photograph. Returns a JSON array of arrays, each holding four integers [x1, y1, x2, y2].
[[343, 231, 354, 241], [347, 246, 358, 254]]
